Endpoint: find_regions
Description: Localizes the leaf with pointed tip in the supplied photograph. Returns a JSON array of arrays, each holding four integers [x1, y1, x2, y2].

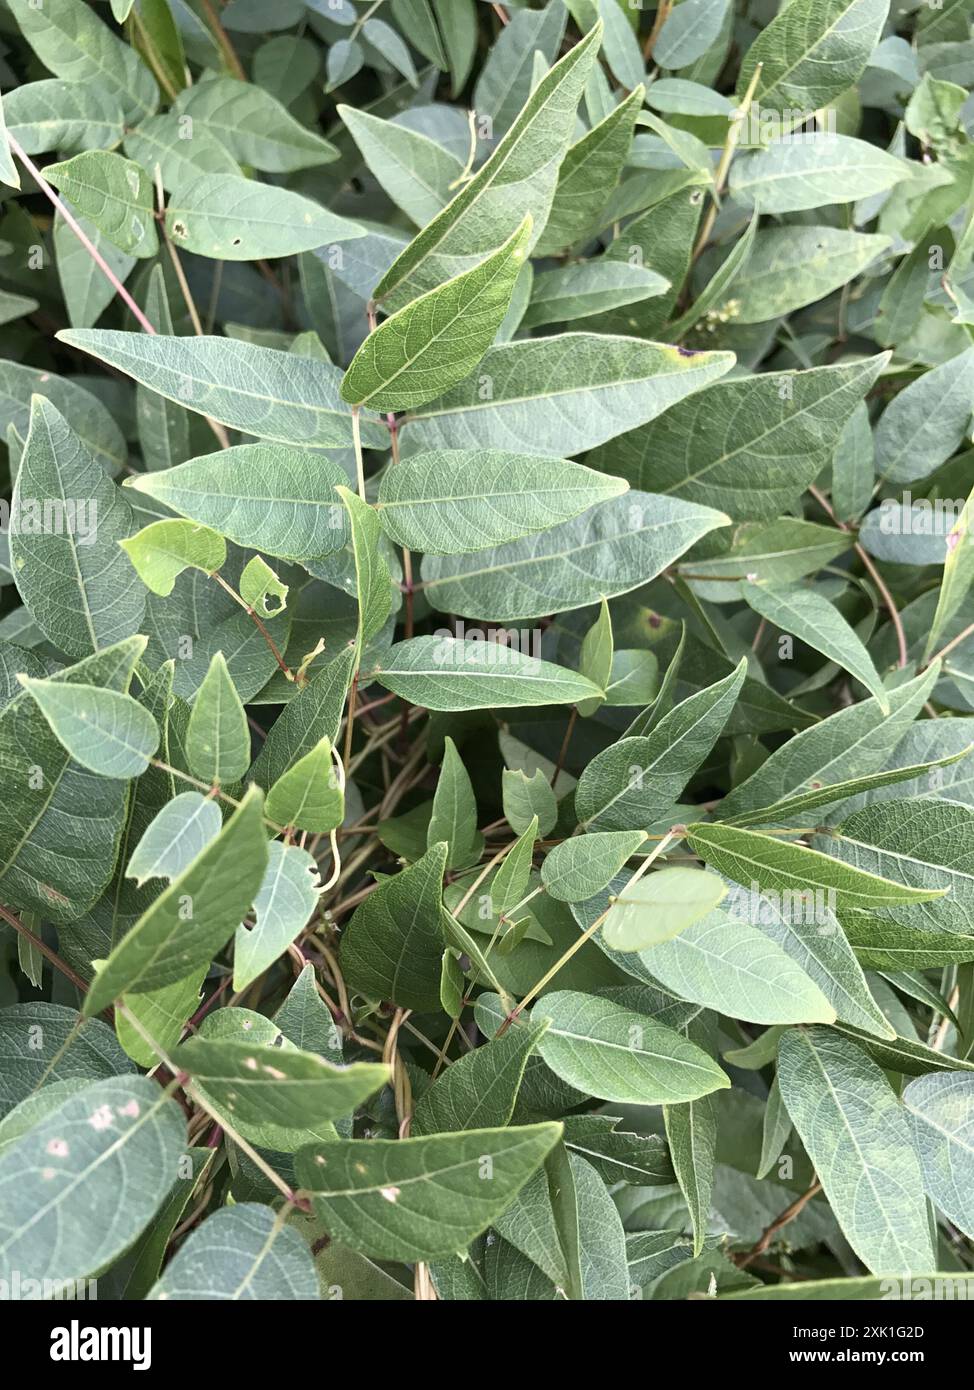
[[147, 1204, 319, 1300], [401, 334, 734, 457], [120, 519, 227, 598], [576, 660, 746, 830], [371, 637, 602, 711], [0, 1004, 134, 1121], [173, 76, 338, 172], [2, 79, 124, 155], [503, 770, 557, 838], [233, 843, 321, 991], [874, 348, 974, 485], [338, 105, 463, 227], [428, 735, 480, 869], [126, 793, 222, 888], [165, 175, 364, 261], [45, 151, 157, 257], [84, 786, 269, 1015], [250, 647, 356, 789], [265, 737, 344, 833], [534, 990, 729, 1106], [778, 1027, 935, 1275], [375, 26, 600, 307], [10, 398, 145, 659], [375, 450, 627, 555], [730, 134, 907, 214], [18, 676, 159, 778], [602, 865, 728, 952], [0, 1076, 185, 1283], [421, 491, 731, 622], [296, 1122, 562, 1262], [56, 332, 388, 450], [413, 1020, 549, 1136], [186, 651, 250, 786], [337, 486, 393, 656], [173, 1036, 387, 1128], [741, 581, 889, 712]]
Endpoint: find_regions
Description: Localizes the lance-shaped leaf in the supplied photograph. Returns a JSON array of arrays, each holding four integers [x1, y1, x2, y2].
[[340, 841, 450, 1011], [250, 646, 356, 789], [575, 660, 746, 830], [370, 636, 602, 711], [401, 334, 734, 456], [602, 865, 728, 952], [233, 843, 322, 991], [375, 25, 600, 307], [7, 0, 159, 124], [126, 792, 222, 887], [688, 822, 947, 913], [84, 786, 269, 1015], [165, 175, 364, 261], [591, 356, 887, 521], [56, 332, 388, 450], [0, 638, 143, 923], [0, 1076, 185, 1283], [119, 520, 227, 598], [375, 450, 627, 555], [413, 1020, 549, 1136], [541, 830, 648, 903], [428, 735, 480, 869], [18, 676, 160, 779], [523, 262, 669, 328], [534, 991, 729, 1106], [730, 134, 908, 214], [2, 79, 124, 155], [265, 737, 344, 833], [10, 398, 145, 659], [421, 491, 730, 622], [503, 770, 557, 837], [562, 1114, 673, 1186], [147, 1204, 320, 1301], [342, 218, 531, 412], [125, 445, 350, 562], [296, 1122, 562, 1262], [740, 580, 889, 712], [737, 0, 891, 115], [903, 1073, 974, 1240], [338, 106, 464, 227], [717, 226, 890, 324], [45, 151, 157, 257], [777, 1027, 936, 1275], [186, 651, 250, 786], [173, 76, 338, 172], [173, 1037, 388, 1128], [337, 486, 393, 657], [874, 348, 974, 485], [534, 86, 644, 255]]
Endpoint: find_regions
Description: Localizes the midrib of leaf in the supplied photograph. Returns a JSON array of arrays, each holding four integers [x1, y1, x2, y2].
[[666, 362, 876, 492], [798, 1030, 920, 1272], [661, 918, 825, 999], [0, 1087, 173, 1254], [828, 829, 974, 889], [546, 1023, 718, 1078], [0, 723, 72, 886], [317, 1129, 550, 1197], [753, 1, 872, 107], [231, 1213, 288, 1300]]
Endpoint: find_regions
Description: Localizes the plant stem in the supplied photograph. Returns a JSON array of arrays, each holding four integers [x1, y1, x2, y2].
[[209, 570, 293, 679], [692, 62, 763, 262], [351, 406, 366, 500], [199, 0, 247, 80]]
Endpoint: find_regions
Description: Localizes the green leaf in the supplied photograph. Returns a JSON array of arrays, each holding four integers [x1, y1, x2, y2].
[[3, 79, 124, 156], [562, 1113, 674, 1186], [338, 105, 463, 227], [165, 174, 364, 261], [428, 735, 480, 869], [665, 1088, 718, 1258], [250, 647, 356, 789], [874, 348, 974, 484], [402, 334, 734, 456], [119, 519, 227, 597], [413, 1020, 549, 1136], [57, 331, 389, 450], [45, 151, 157, 257], [296, 1122, 562, 1262], [534, 990, 729, 1105], [337, 486, 393, 656], [503, 770, 557, 838], [375, 25, 601, 307], [18, 676, 159, 779], [265, 737, 343, 833], [147, 1204, 320, 1300], [740, 580, 890, 712], [240, 555, 288, 617], [371, 636, 603, 711], [0, 639, 143, 923], [0, 1004, 134, 1120], [126, 444, 349, 562], [602, 865, 729, 952], [575, 660, 746, 830], [577, 596, 613, 717], [10, 397, 145, 659], [903, 1072, 974, 1240], [172, 76, 338, 172], [7, 0, 159, 124], [730, 134, 907, 213], [421, 491, 730, 622], [126, 792, 222, 886], [655, 0, 730, 68], [84, 785, 269, 1015], [340, 841, 450, 1011], [186, 651, 250, 786], [591, 356, 886, 520], [341, 218, 530, 412], [233, 842, 321, 990], [523, 261, 669, 328], [173, 1036, 388, 1128], [778, 1027, 936, 1275], [737, 0, 891, 115], [541, 830, 648, 903], [719, 226, 890, 324]]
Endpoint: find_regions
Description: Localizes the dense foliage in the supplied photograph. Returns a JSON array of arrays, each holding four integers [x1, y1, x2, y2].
[[0, 0, 972, 1304]]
